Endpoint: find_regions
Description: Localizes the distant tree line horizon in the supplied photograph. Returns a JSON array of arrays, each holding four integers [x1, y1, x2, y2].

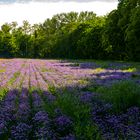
[[0, 0, 139, 61]]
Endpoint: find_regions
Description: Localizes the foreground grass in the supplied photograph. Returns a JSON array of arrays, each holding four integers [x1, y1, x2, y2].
[[97, 81, 140, 113], [42, 88, 102, 140]]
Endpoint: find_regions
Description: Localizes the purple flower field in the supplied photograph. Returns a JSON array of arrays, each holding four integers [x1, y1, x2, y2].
[[0, 59, 140, 139]]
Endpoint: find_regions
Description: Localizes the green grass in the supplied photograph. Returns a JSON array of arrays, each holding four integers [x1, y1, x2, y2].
[[48, 84, 57, 94], [123, 67, 137, 72], [8, 72, 20, 86], [68, 63, 80, 67], [92, 68, 105, 73], [97, 81, 140, 113], [43, 88, 102, 140], [0, 69, 6, 73], [0, 88, 8, 100], [41, 68, 56, 73]]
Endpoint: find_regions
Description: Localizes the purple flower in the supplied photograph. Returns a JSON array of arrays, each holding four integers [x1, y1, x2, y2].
[[43, 91, 56, 103], [33, 111, 49, 125], [55, 115, 73, 135], [32, 111, 56, 139], [11, 123, 32, 140], [32, 92, 43, 111], [55, 116, 72, 126]]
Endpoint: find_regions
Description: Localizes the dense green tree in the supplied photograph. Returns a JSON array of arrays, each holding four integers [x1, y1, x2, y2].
[[0, 7, 139, 61], [103, 10, 126, 60], [125, 4, 140, 60], [0, 23, 17, 57]]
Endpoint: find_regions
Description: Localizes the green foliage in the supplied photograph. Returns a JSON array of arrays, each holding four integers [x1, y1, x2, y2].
[[57, 93, 101, 139], [0, 88, 8, 100], [97, 81, 140, 113], [7, 72, 20, 86], [43, 89, 102, 139], [48, 84, 57, 94], [0, 2, 140, 61], [0, 69, 6, 73], [125, 5, 140, 61]]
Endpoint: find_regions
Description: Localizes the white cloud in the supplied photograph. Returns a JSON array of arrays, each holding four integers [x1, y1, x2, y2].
[[0, 1, 118, 26], [0, 0, 118, 4]]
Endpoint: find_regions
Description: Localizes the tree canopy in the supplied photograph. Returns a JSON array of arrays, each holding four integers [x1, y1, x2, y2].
[[0, 0, 139, 61]]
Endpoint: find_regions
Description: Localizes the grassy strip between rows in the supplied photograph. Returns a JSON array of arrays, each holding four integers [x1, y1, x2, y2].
[[0, 72, 21, 100], [0, 88, 8, 101], [7, 72, 20, 86]]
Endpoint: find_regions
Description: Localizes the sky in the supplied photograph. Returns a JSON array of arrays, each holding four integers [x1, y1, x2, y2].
[[0, 0, 118, 26]]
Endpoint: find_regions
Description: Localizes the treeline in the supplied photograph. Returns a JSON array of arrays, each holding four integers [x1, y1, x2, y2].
[[0, 0, 140, 61]]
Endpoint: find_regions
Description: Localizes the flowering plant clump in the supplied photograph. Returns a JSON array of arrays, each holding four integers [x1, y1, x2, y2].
[[54, 115, 73, 135], [11, 123, 32, 140], [32, 111, 54, 139]]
